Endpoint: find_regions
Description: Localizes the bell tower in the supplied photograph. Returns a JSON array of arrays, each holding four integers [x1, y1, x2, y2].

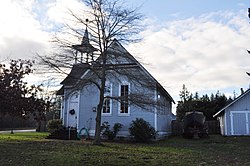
[[72, 20, 97, 63]]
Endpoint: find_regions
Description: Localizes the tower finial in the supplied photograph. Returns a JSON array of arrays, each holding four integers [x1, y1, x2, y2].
[[81, 27, 89, 45], [72, 20, 97, 64]]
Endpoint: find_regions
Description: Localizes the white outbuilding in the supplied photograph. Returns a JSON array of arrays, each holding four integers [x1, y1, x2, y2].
[[214, 89, 250, 136]]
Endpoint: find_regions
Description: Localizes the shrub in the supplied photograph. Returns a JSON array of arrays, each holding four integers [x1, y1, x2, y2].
[[129, 118, 157, 142], [47, 119, 63, 133], [101, 122, 123, 140]]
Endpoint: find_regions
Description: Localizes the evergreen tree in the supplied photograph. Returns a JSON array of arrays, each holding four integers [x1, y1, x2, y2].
[[179, 84, 190, 102], [0, 60, 51, 132], [176, 84, 192, 120], [176, 86, 231, 121]]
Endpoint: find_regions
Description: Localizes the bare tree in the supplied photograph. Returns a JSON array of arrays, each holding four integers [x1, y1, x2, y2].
[[39, 0, 172, 145]]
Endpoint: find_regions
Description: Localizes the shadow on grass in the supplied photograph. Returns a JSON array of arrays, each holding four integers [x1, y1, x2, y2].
[[0, 133, 250, 165]]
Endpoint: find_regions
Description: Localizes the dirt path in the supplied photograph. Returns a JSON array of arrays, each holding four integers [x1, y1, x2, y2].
[[0, 129, 36, 134]]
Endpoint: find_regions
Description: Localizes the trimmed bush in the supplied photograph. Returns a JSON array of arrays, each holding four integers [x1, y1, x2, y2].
[[47, 119, 62, 133], [129, 118, 157, 142]]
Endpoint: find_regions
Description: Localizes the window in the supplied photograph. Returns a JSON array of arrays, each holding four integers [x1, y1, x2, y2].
[[104, 84, 111, 95], [102, 82, 112, 115], [103, 98, 110, 113], [120, 85, 129, 114]]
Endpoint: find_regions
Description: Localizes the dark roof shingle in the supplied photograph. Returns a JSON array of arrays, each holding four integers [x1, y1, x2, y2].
[[61, 63, 89, 86]]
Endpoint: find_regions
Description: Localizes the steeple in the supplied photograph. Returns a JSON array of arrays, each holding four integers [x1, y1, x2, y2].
[[72, 27, 97, 63], [81, 27, 89, 45]]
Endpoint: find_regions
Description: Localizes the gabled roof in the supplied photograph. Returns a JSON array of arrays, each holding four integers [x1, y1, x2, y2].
[[107, 39, 175, 103], [56, 86, 64, 95], [72, 28, 97, 54], [61, 63, 89, 86], [58, 39, 175, 104], [213, 88, 250, 117]]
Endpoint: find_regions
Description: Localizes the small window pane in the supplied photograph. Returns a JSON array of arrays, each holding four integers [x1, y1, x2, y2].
[[120, 85, 129, 114], [103, 99, 110, 114]]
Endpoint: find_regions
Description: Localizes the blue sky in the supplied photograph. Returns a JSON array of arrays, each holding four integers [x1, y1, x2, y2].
[[129, 0, 249, 20], [0, 0, 250, 109], [126, 0, 250, 97]]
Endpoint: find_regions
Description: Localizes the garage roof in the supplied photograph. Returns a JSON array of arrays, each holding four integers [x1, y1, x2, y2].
[[213, 88, 250, 117]]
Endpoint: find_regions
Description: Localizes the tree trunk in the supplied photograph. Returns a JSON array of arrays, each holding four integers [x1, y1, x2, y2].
[[93, 102, 103, 145], [93, 87, 105, 145], [93, 79, 106, 145], [36, 121, 41, 132], [93, 67, 106, 145], [10, 116, 14, 134]]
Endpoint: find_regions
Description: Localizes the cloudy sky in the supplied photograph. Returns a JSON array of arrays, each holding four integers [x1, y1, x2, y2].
[[0, 0, 250, 106]]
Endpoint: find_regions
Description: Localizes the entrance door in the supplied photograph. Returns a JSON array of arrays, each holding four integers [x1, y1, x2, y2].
[[231, 111, 250, 135], [68, 92, 79, 128], [248, 113, 250, 135]]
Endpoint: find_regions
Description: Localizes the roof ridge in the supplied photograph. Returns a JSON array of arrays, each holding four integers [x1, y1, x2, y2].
[[213, 88, 250, 117]]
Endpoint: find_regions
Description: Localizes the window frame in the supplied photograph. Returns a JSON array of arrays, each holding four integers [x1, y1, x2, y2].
[[102, 82, 112, 116], [118, 82, 130, 116]]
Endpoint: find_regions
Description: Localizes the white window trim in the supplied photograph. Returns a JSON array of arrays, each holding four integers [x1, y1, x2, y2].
[[67, 91, 79, 128], [77, 90, 80, 130], [225, 111, 227, 135], [230, 111, 250, 135], [154, 88, 158, 131], [118, 82, 130, 116], [102, 83, 112, 116]]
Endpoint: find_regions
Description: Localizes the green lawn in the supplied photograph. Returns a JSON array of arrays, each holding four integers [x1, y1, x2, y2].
[[0, 133, 249, 166]]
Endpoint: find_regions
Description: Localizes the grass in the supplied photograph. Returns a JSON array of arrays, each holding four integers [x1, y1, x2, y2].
[[0, 127, 36, 131], [0, 132, 47, 142], [0, 133, 249, 166]]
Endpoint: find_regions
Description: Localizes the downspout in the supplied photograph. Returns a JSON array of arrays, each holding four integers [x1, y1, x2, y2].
[[61, 96, 64, 124], [77, 90, 81, 132], [154, 88, 157, 131]]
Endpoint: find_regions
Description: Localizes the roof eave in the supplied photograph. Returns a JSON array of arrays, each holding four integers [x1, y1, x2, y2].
[[213, 88, 250, 117], [213, 109, 225, 117], [157, 83, 175, 104]]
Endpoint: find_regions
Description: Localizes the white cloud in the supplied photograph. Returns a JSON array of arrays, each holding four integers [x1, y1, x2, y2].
[[1, 0, 249, 105], [128, 10, 250, 101], [46, 0, 88, 24], [0, 0, 49, 60], [0, 0, 85, 60]]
